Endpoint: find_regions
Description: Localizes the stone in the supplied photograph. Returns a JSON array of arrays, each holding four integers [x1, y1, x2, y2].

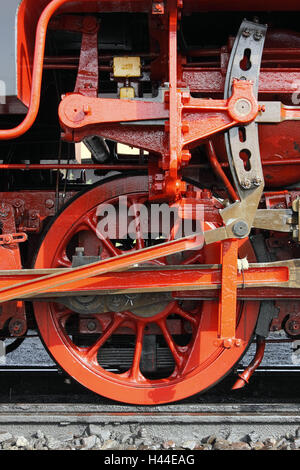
[[73, 438, 82, 447], [34, 430, 45, 440], [250, 441, 262, 450], [138, 427, 148, 438], [244, 431, 260, 443], [2, 439, 16, 450], [101, 439, 119, 450], [162, 440, 176, 449], [16, 436, 29, 448], [87, 425, 111, 442], [292, 438, 300, 449], [142, 438, 153, 447], [213, 439, 231, 450], [0, 432, 13, 443], [231, 442, 251, 450], [277, 443, 290, 450], [46, 437, 63, 450], [34, 440, 47, 451], [295, 427, 300, 438], [81, 435, 97, 449], [182, 440, 197, 450], [264, 437, 277, 447], [129, 424, 139, 433], [134, 439, 144, 447], [217, 429, 231, 440], [202, 444, 213, 450], [275, 438, 288, 449], [120, 433, 133, 444], [206, 435, 217, 445]]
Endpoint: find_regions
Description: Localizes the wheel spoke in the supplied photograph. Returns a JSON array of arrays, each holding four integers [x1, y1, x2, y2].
[[85, 315, 123, 361], [54, 307, 72, 328], [173, 304, 198, 325], [130, 200, 145, 250], [157, 319, 183, 369], [130, 322, 145, 381], [181, 251, 203, 265], [56, 249, 72, 268], [84, 215, 122, 256], [166, 215, 182, 242]]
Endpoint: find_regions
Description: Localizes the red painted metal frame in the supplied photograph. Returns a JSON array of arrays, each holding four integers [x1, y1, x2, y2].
[[9, 0, 300, 141], [218, 239, 238, 344], [0, 234, 203, 304], [0, 262, 291, 297], [0, 0, 297, 405], [55, 2, 259, 200]]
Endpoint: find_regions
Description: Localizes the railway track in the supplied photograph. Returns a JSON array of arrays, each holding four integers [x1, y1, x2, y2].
[[0, 401, 300, 446], [0, 366, 300, 448]]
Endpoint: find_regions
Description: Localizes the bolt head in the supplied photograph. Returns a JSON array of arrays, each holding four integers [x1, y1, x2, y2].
[[242, 29, 251, 38], [87, 320, 97, 332], [254, 31, 263, 41], [253, 177, 263, 187], [241, 178, 252, 190], [223, 339, 233, 349], [234, 98, 252, 117], [232, 220, 249, 238], [45, 199, 54, 209]]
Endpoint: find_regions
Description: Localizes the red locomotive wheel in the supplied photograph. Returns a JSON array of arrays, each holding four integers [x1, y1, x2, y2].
[[33, 175, 260, 404]]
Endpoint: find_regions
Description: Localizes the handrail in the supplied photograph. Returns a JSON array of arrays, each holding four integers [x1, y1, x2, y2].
[[0, 0, 79, 140]]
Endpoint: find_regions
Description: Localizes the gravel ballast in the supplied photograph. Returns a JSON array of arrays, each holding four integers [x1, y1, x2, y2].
[[0, 424, 300, 450]]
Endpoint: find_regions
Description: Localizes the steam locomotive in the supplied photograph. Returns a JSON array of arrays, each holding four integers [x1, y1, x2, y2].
[[0, 0, 300, 404]]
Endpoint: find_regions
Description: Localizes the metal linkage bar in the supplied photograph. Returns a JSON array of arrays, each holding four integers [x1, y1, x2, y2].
[[224, 19, 267, 194], [204, 20, 268, 246], [218, 240, 239, 343], [256, 102, 300, 123], [0, 234, 203, 304], [0, 259, 298, 300]]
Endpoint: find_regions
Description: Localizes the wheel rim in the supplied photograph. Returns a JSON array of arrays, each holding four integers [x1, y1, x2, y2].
[[33, 175, 260, 404]]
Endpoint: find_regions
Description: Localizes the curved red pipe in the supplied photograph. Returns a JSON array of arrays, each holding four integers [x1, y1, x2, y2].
[[206, 140, 239, 202], [232, 336, 266, 390], [0, 0, 77, 140]]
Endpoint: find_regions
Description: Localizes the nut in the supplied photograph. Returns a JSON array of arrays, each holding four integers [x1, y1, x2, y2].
[[241, 179, 252, 190], [232, 220, 249, 238]]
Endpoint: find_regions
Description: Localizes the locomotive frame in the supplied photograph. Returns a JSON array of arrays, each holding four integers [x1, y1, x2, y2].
[[0, 0, 300, 404]]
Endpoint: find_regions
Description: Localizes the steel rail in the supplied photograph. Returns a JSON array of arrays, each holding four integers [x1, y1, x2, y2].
[[0, 402, 300, 425]]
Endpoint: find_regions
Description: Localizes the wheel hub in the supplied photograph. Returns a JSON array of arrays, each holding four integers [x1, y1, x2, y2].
[[59, 291, 171, 316]]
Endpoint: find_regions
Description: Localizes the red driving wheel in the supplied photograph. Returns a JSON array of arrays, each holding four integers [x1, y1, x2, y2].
[[33, 175, 260, 404]]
